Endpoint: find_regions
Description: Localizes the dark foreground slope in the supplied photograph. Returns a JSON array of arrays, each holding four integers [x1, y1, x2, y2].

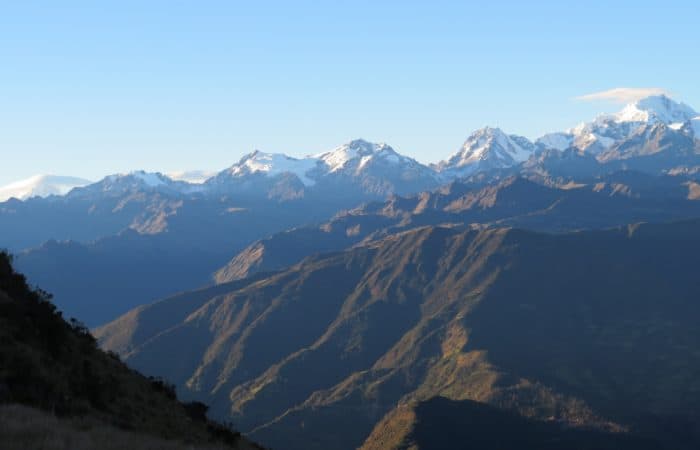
[[0, 252, 263, 450], [98, 220, 700, 450]]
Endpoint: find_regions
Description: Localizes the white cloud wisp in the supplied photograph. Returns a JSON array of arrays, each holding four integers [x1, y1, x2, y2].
[[575, 87, 671, 104]]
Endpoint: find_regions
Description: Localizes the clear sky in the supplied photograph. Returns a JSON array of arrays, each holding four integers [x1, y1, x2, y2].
[[1, 1, 699, 184]]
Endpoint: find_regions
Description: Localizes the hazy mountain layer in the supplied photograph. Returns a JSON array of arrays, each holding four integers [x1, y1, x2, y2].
[[214, 173, 700, 284]]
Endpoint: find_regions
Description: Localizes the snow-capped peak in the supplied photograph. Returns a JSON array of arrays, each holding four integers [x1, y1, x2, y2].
[[62, 170, 199, 199], [131, 171, 168, 187], [104, 170, 172, 187], [537, 132, 573, 151], [442, 127, 534, 170], [317, 139, 400, 173], [227, 150, 319, 186], [0, 175, 92, 202], [537, 95, 699, 154], [613, 95, 697, 124], [205, 139, 434, 195]]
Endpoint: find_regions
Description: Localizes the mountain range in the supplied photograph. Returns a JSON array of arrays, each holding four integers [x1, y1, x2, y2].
[[4, 95, 700, 327], [3, 94, 699, 205], [4, 94, 700, 449], [213, 172, 700, 284]]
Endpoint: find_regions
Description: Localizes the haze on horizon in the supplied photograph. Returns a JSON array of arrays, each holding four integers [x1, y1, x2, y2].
[[1, 0, 699, 185]]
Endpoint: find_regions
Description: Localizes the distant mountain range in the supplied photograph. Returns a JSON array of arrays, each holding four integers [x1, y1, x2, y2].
[[3, 94, 699, 204], [213, 172, 700, 285], [3, 94, 700, 328]]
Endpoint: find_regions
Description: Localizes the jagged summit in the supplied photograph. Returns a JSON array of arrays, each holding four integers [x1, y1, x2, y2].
[[437, 127, 535, 176], [313, 139, 438, 194], [223, 139, 406, 181], [225, 150, 319, 186], [99, 171, 175, 189], [61, 170, 196, 199], [537, 95, 699, 154], [613, 95, 697, 124], [195, 139, 439, 196], [317, 139, 410, 173]]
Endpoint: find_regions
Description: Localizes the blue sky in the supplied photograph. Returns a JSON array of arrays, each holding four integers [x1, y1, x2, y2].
[[1, 1, 699, 184]]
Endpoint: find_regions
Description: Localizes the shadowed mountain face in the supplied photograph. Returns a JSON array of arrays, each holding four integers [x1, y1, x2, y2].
[[213, 173, 700, 284], [20, 169, 700, 327], [97, 220, 700, 450], [11, 187, 388, 326], [362, 397, 662, 450], [0, 189, 177, 252]]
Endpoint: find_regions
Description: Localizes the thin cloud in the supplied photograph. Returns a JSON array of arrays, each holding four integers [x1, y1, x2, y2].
[[575, 87, 670, 104]]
